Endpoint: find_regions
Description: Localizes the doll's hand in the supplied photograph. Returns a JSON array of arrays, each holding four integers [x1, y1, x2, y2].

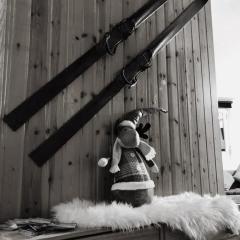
[[145, 147, 156, 160], [109, 165, 120, 173], [151, 164, 159, 173]]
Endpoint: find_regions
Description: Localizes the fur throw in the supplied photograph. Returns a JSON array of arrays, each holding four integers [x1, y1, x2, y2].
[[52, 192, 240, 240]]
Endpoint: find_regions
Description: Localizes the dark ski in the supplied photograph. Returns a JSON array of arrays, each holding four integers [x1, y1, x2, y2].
[[3, 0, 168, 131], [30, 0, 208, 166]]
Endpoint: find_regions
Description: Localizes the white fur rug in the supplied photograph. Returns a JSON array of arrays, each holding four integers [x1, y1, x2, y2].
[[52, 192, 240, 240]]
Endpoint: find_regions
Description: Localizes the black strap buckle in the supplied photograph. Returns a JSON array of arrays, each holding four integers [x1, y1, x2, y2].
[[104, 32, 116, 56], [117, 19, 135, 40], [121, 68, 137, 87], [121, 53, 152, 87], [104, 19, 135, 56], [140, 53, 152, 70]]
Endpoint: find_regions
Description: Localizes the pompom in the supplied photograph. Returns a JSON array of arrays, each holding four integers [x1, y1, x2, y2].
[[98, 158, 109, 167]]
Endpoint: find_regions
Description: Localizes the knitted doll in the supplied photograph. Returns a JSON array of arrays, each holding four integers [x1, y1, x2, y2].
[[98, 108, 167, 207]]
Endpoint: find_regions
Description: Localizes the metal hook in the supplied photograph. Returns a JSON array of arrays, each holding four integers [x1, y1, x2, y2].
[[104, 33, 116, 56], [121, 69, 137, 87]]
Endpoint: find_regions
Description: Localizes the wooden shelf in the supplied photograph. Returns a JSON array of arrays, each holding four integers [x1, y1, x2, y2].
[[0, 226, 185, 240], [1, 226, 238, 240]]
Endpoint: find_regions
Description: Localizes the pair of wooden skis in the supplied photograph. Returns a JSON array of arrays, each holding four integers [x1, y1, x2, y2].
[[3, 0, 208, 166]]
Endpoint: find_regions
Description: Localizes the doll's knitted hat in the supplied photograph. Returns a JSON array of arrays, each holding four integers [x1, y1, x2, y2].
[[115, 107, 167, 133]]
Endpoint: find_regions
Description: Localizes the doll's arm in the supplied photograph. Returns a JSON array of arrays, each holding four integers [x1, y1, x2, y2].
[[109, 138, 121, 173], [145, 159, 159, 173], [97, 139, 121, 173], [139, 140, 159, 173], [139, 140, 156, 160]]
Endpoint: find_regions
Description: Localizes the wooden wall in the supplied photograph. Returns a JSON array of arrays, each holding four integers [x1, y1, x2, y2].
[[0, 0, 223, 221]]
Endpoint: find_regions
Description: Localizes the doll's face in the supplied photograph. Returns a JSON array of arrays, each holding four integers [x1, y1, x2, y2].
[[118, 126, 140, 148]]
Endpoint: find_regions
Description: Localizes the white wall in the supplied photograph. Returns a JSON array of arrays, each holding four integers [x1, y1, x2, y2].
[[211, 0, 240, 170]]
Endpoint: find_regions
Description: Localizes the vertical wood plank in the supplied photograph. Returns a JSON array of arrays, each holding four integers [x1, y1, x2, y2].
[[165, 0, 182, 194], [108, 1, 124, 201], [146, 10, 162, 195], [136, 0, 148, 110], [1, 0, 32, 220], [78, 0, 97, 201], [191, 10, 209, 194], [21, 0, 50, 218], [0, 0, 7, 219], [198, 6, 218, 195], [135, 0, 151, 195], [40, 0, 54, 218], [99, 0, 114, 202], [94, 0, 114, 201], [156, 3, 172, 196], [0, 0, 6, 114], [204, 1, 224, 194], [109, 0, 125, 117], [174, 0, 192, 192], [48, 1, 69, 203], [183, 0, 201, 194], [60, 0, 85, 202], [57, 0, 72, 202], [123, 0, 137, 113], [47, 0, 62, 209], [94, 0, 112, 202]]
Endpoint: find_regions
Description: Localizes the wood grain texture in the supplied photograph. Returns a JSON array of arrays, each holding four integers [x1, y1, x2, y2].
[[60, 0, 80, 203], [123, 0, 137, 113], [156, 3, 172, 196], [191, 8, 210, 194], [0, 0, 32, 221], [21, 0, 50, 218], [147, 10, 162, 195], [0, 0, 223, 220], [165, 0, 182, 194], [94, 0, 111, 202], [198, 5, 218, 195], [174, 0, 192, 192], [204, 1, 224, 195], [48, 0, 68, 210], [183, 0, 201, 194], [0, 0, 7, 219], [100, 0, 113, 201]]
